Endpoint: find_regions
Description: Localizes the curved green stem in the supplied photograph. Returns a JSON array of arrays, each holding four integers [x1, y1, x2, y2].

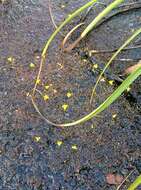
[[32, 0, 98, 94], [128, 175, 141, 190], [31, 65, 141, 127], [81, 0, 124, 37]]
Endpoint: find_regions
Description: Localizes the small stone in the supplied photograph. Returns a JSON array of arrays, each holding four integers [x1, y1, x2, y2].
[[100, 77, 106, 82], [61, 4, 66, 8], [106, 173, 123, 185]]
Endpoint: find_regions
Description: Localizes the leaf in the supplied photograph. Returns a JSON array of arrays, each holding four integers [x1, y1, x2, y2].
[[128, 175, 141, 190], [60, 65, 141, 127]]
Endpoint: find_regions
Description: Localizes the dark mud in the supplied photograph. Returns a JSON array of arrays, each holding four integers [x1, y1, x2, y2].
[[0, 0, 141, 189]]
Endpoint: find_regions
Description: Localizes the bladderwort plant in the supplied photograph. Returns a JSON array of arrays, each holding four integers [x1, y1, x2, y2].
[[31, 0, 141, 128]]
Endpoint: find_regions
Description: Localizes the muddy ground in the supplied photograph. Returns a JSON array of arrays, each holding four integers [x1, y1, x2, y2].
[[0, 0, 141, 189]]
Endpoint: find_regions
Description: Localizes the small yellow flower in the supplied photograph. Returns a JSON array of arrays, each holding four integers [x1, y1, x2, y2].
[[62, 104, 69, 111], [43, 94, 49, 101], [7, 56, 15, 63], [112, 114, 117, 119], [34, 136, 41, 142], [44, 85, 50, 90], [93, 64, 98, 69], [108, 80, 114, 86], [56, 140, 63, 146], [126, 87, 131, 92], [67, 92, 73, 98], [36, 79, 41, 84], [29, 63, 35, 68], [71, 145, 78, 150]]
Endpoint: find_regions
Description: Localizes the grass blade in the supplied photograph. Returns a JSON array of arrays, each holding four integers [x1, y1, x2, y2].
[[32, 0, 98, 94], [81, 0, 124, 38], [60, 65, 141, 127], [65, 0, 124, 51], [31, 65, 141, 127], [90, 27, 141, 103], [128, 175, 141, 190]]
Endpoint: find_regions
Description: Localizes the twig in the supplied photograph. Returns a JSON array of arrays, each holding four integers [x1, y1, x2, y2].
[[116, 169, 135, 190], [48, 0, 58, 29], [61, 22, 84, 50], [48, 0, 64, 36], [89, 45, 141, 55]]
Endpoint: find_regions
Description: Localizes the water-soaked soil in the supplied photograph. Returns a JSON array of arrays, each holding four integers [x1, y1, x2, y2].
[[0, 0, 141, 189]]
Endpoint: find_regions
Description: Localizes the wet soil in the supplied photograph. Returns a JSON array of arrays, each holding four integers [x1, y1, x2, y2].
[[0, 0, 141, 189]]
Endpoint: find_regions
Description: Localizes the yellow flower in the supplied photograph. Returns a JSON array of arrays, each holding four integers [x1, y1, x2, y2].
[[93, 64, 98, 69], [108, 80, 114, 86], [126, 87, 131, 92], [7, 56, 15, 63], [43, 94, 49, 101], [29, 63, 35, 68], [36, 79, 41, 84], [44, 85, 50, 90], [34, 136, 41, 142], [67, 92, 73, 98], [71, 145, 78, 150], [62, 104, 69, 111], [112, 114, 117, 119], [56, 140, 63, 146]]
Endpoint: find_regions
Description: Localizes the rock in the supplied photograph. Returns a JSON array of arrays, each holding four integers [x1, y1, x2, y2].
[[106, 173, 123, 185]]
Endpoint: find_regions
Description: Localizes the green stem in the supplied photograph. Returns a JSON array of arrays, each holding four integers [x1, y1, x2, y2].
[[81, 0, 124, 38], [33, 0, 98, 94], [128, 175, 141, 190]]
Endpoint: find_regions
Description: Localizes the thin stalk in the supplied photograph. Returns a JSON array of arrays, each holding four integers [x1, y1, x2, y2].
[[65, 0, 124, 52], [32, 0, 98, 95], [61, 22, 85, 50], [81, 0, 124, 37]]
